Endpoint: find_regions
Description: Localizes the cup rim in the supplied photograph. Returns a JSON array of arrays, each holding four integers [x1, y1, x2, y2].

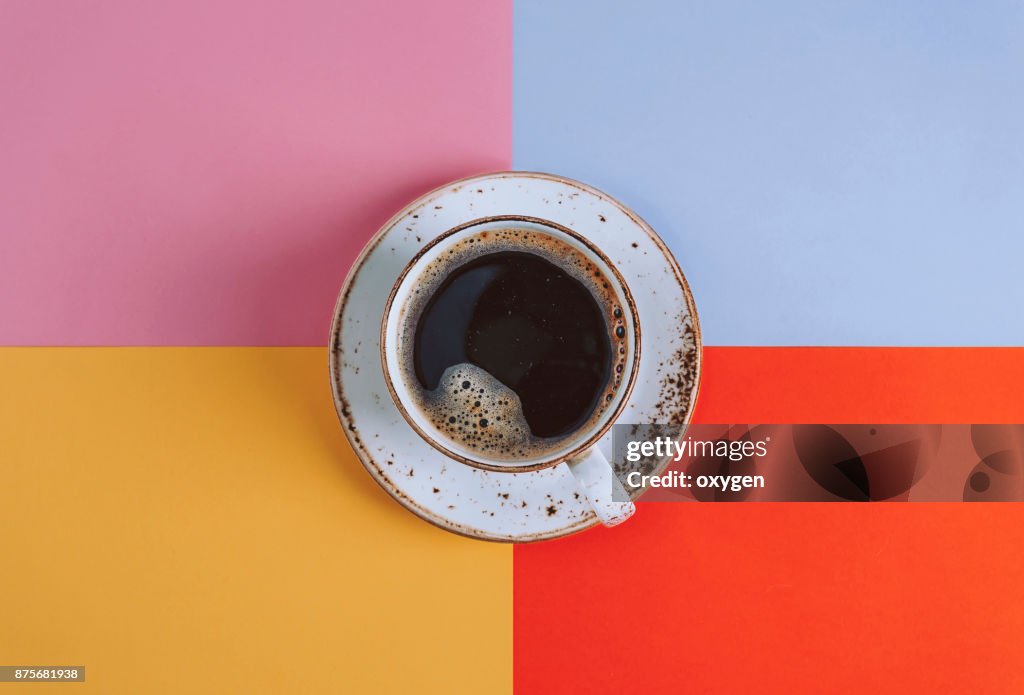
[[379, 214, 642, 473]]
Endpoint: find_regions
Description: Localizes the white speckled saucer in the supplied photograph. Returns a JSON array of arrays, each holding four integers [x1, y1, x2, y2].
[[329, 172, 701, 542]]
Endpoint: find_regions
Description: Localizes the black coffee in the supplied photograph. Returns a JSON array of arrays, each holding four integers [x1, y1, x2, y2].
[[398, 228, 629, 460], [414, 250, 610, 438]]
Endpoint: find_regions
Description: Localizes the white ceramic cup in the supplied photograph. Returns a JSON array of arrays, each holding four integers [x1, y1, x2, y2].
[[380, 215, 640, 526]]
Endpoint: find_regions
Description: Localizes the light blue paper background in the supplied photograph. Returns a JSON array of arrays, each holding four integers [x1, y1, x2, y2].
[[514, 0, 1024, 345]]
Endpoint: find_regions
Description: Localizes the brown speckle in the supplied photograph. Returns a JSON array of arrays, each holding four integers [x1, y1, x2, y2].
[[546, 505, 558, 516], [598, 214, 606, 222]]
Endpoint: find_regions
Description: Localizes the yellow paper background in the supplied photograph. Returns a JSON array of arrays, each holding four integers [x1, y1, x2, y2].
[[0, 348, 511, 694]]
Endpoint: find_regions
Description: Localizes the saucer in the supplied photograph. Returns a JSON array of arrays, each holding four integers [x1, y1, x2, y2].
[[329, 172, 701, 542]]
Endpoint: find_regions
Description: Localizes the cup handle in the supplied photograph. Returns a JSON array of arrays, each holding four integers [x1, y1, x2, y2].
[[566, 446, 636, 527]]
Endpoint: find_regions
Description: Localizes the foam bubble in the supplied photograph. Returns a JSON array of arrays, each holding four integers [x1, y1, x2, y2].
[[421, 363, 544, 461]]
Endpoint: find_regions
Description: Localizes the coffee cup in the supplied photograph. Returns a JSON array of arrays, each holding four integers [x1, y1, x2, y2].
[[381, 215, 640, 526]]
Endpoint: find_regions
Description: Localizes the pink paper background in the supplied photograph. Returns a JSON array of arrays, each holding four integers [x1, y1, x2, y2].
[[0, 0, 510, 345]]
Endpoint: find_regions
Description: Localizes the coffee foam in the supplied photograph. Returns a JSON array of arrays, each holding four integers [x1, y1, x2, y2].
[[421, 363, 542, 458], [397, 227, 631, 462]]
